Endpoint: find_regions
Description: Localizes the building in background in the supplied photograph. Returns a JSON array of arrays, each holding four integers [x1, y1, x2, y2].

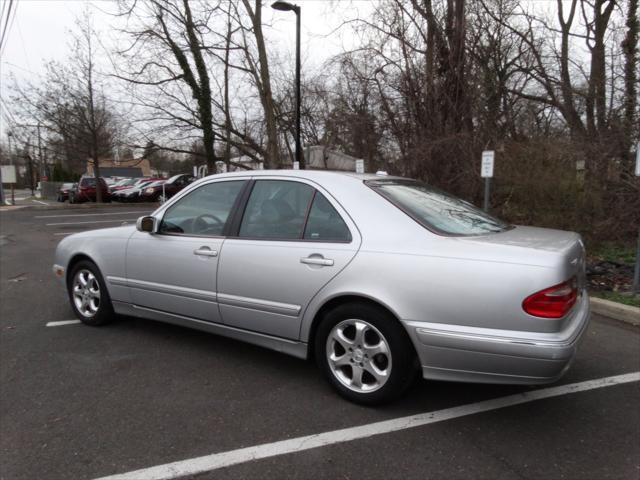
[[85, 157, 151, 177]]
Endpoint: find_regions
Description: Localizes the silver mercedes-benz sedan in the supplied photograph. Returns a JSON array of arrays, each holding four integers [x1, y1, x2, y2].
[[53, 170, 590, 404]]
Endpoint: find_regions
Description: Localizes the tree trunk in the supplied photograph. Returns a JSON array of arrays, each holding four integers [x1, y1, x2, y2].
[[183, 0, 217, 173], [622, 0, 638, 174], [243, 0, 279, 169]]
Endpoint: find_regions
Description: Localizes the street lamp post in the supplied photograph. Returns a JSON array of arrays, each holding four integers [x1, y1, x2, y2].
[[271, 1, 303, 169]]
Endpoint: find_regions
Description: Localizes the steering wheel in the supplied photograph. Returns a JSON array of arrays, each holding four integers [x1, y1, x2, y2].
[[191, 213, 224, 234]]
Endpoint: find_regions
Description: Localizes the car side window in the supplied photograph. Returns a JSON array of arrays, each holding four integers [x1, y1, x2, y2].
[[239, 180, 314, 239], [303, 193, 351, 242], [159, 180, 244, 236]]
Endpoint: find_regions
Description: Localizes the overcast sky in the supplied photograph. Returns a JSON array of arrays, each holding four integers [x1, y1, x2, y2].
[[0, 0, 372, 139]]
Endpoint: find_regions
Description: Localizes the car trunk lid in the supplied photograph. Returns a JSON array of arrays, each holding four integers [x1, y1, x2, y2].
[[458, 226, 587, 288]]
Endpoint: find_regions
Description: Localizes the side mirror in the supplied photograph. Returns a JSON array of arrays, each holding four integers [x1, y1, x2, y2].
[[136, 216, 157, 233]]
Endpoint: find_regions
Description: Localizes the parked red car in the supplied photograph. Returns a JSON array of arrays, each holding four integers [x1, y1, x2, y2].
[[69, 176, 111, 203], [140, 174, 195, 202]]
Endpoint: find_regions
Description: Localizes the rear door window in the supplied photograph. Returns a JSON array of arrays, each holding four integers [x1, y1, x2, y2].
[[239, 180, 314, 239], [303, 193, 351, 242]]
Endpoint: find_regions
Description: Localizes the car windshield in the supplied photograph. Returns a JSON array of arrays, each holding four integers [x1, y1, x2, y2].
[[367, 179, 510, 236]]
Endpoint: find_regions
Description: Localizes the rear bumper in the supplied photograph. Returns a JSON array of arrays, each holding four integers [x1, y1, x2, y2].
[[408, 292, 591, 385]]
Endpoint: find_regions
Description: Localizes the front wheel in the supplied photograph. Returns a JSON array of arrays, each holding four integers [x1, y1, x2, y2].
[[315, 302, 417, 405], [68, 261, 114, 326]]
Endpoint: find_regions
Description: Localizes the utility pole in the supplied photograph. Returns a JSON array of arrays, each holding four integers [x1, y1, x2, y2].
[[7, 132, 15, 205], [37, 122, 45, 180]]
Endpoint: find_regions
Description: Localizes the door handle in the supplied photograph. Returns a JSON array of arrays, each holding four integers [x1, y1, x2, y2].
[[194, 247, 218, 257], [300, 256, 334, 267]]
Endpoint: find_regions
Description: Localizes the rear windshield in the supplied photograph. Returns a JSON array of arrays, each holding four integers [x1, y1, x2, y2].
[[366, 179, 510, 236], [80, 177, 107, 187]]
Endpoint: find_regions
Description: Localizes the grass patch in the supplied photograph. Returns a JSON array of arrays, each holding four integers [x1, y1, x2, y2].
[[592, 291, 640, 308], [591, 243, 636, 265]]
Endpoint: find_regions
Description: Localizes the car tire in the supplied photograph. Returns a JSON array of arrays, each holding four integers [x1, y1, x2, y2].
[[67, 260, 114, 326], [315, 302, 417, 405]]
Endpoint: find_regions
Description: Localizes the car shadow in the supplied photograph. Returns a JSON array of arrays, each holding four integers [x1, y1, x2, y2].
[[107, 314, 531, 415]]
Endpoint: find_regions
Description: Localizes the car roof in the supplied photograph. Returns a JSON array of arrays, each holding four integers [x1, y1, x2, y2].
[[203, 169, 405, 183]]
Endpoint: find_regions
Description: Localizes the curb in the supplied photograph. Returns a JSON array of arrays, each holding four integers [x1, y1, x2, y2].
[[0, 202, 159, 212], [590, 297, 640, 326]]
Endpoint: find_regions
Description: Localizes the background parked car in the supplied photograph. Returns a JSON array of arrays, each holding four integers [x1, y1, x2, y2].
[[69, 177, 111, 203], [140, 174, 195, 202], [112, 180, 157, 202], [56, 182, 76, 202], [109, 178, 136, 193]]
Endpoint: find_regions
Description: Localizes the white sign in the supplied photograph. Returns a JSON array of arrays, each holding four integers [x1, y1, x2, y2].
[[481, 151, 494, 178], [355, 159, 365, 174], [635, 142, 640, 176], [193, 166, 198, 177], [292, 161, 300, 170], [1, 165, 16, 184]]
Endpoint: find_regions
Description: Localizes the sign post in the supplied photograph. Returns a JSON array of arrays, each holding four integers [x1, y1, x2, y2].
[[481, 150, 494, 212], [0, 165, 4, 205], [633, 142, 640, 294], [1, 165, 17, 206]]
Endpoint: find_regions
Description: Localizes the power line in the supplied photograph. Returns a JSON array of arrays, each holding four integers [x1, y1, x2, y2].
[[0, 0, 13, 53], [0, 0, 18, 57]]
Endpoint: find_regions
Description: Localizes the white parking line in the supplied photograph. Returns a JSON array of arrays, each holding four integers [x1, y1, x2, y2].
[[45, 219, 139, 226], [53, 232, 73, 236], [36, 211, 150, 219], [95, 371, 640, 480], [46, 320, 82, 327], [32, 199, 49, 205]]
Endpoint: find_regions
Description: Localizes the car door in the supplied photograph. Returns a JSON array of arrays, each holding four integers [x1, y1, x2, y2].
[[125, 179, 247, 322], [217, 178, 361, 340]]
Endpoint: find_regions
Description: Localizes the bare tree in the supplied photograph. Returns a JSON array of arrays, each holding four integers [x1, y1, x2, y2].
[[237, 0, 279, 168], [10, 11, 118, 200], [114, 0, 220, 172]]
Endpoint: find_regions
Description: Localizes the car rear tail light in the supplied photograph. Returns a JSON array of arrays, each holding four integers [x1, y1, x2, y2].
[[522, 277, 578, 318]]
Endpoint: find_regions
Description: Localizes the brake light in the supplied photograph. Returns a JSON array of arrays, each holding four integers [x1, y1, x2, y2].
[[522, 277, 578, 318]]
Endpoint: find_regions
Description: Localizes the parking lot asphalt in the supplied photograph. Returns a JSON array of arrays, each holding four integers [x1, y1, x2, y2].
[[1, 205, 639, 480]]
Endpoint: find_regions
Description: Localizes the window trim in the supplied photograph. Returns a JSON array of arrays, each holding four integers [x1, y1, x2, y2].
[[156, 179, 249, 239], [365, 179, 513, 238], [229, 178, 353, 244]]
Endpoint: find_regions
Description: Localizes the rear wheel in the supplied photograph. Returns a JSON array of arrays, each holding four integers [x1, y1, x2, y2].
[[315, 302, 416, 405], [68, 260, 114, 326]]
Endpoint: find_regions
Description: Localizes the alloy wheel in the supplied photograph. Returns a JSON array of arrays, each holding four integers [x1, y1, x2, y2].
[[72, 269, 101, 318], [326, 319, 392, 393]]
